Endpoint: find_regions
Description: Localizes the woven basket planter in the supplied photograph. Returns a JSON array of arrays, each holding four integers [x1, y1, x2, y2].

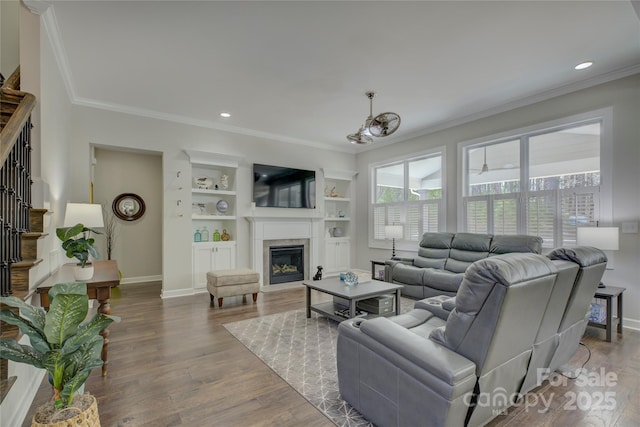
[[31, 394, 101, 427]]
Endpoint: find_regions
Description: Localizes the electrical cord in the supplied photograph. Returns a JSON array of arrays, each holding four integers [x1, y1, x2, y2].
[[558, 341, 592, 380]]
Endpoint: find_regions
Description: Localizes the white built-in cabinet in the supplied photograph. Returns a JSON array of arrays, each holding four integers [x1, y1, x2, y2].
[[192, 242, 237, 290], [185, 150, 240, 291], [322, 169, 357, 275]]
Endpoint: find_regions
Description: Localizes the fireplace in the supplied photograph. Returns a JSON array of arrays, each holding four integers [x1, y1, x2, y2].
[[269, 245, 305, 284]]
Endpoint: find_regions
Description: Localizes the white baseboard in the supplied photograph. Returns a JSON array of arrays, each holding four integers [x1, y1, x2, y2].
[[160, 288, 205, 299], [119, 275, 162, 285], [623, 317, 640, 331]]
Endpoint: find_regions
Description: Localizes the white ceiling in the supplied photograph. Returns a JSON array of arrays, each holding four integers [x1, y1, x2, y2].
[[34, 0, 640, 152]]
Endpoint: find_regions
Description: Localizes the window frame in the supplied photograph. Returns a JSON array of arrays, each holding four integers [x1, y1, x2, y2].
[[369, 147, 447, 250], [457, 108, 613, 248]]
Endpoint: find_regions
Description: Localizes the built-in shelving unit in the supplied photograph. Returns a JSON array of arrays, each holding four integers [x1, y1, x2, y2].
[[322, 169, 357, 274], [185, 150, 241, 291]]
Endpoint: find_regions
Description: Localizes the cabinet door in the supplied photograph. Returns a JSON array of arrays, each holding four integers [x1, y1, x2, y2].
[[213, 243, 236, 270], [336, 241, 351, 271], [193, 245, 214, 290]]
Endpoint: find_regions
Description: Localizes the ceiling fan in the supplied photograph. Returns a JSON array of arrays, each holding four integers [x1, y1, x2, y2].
[[472, 146, 519, 175], [347, 91, 401, 145]]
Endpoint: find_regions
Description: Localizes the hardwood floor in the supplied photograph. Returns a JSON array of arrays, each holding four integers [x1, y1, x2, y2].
[[22, 282, 638, 427]]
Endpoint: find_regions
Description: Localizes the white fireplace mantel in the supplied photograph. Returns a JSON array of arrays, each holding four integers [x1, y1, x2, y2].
[[246, 216, 322, 286]]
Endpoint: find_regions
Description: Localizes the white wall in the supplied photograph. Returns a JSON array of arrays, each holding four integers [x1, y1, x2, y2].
[[355, 74, 640, 329], [0, 5, 74, 426], [67, 106, 356, 296], [0, 0, 20, 78]]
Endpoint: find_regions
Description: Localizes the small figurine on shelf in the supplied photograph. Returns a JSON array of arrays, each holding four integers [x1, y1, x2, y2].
[[194, 229, 202, 242], [213, 229, 221, 242], [313, 265, 323, 281], [329, 186, 343, 198], [221, 229, 231, 241], [201, 226, 210, 242], [220, 174, 229, 190], [194, 177, 213, 189]]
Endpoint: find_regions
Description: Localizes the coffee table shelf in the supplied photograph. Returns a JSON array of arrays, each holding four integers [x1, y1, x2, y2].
[[304, 277, 403, 321]]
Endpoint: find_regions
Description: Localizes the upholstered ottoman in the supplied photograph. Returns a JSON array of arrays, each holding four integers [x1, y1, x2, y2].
[[206, 268, 260, 308]]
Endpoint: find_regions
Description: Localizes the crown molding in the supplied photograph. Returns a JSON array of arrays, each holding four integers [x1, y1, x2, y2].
[[73, 96, 355, 154], [22, 0, 51, 15], [384, 63, 640, 148]]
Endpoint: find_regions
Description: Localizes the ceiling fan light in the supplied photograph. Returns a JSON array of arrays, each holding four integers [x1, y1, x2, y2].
[[347, 127, 373, 145]]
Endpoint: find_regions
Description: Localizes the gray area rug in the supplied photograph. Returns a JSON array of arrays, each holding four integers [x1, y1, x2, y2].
[[223, 298, 415, 426]]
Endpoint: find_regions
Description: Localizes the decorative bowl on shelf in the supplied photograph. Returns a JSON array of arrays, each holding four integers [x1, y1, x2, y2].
[[343, 271, 358, 286]]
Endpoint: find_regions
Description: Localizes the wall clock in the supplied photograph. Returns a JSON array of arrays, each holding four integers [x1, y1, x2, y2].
[[112, 193, 146, 221]]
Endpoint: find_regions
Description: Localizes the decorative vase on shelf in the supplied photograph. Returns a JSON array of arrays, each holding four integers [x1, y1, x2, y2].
[[221, 229, 231, 241], [194, 229, 202, 242], [201, 226, 210, 242], [213, 229, 221, 242]]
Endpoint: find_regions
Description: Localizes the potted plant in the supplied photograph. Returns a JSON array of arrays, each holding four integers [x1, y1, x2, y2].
[[56, 223, 101, 280], [0, 281, 119, 426]]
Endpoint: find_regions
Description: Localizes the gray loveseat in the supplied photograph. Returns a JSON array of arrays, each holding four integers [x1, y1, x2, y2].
[[385, 232, 543, 298], [337, 248, 607, 427]]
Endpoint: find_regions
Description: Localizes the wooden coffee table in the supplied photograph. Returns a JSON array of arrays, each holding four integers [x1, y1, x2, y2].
[[304, 277, 403, 322]]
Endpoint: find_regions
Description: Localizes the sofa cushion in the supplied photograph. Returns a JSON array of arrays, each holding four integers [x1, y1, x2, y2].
[[444, 233, 492, 273], [392, 263, 426, 286], [490, 235, 543, 255], [414, 256, 447, 269], [422, 269, 464, 293]]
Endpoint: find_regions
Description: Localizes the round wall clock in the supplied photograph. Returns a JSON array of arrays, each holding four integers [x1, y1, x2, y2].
[[112, 193, 146, 221]]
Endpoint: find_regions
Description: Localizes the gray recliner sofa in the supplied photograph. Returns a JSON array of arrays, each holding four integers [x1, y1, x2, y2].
[[337, 248, 607, 427], [385, 232, 543, 299]]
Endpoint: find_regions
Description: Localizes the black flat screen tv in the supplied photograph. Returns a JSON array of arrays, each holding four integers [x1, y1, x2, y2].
[[253, 163, 316, 209]]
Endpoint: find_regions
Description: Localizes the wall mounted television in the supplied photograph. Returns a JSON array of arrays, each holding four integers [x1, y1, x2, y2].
[[253, 163, 316, 209]]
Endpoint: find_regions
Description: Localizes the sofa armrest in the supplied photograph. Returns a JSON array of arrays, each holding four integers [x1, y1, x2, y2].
[[356, 317, 476, 385], [384, 258, 414, 282]]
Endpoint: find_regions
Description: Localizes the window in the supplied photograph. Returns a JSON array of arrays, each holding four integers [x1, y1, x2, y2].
[[372, 152, 444, 244], [461, 114, 608, 248]]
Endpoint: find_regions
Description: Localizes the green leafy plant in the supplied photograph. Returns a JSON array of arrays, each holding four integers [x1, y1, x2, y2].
[[56, 223, 102, 267], [0, 282, 120, 409]]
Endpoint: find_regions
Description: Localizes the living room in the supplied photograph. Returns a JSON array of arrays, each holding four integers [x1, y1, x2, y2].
[[2, 1, 639, 426]]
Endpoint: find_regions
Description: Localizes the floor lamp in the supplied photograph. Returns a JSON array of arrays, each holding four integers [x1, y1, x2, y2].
[[384, 225, 403, 258]]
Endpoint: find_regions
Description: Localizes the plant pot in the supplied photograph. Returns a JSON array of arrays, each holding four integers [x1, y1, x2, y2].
[[32, 393, 100, 427], [74, 265, 94, 281]]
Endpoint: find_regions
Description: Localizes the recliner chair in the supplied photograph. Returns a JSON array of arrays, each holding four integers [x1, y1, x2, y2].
[[337, 253, 559, 427]]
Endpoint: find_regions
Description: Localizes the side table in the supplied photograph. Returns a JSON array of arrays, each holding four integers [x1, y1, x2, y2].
[[370, 260, 386, 281], [588, 285, 626, 342]]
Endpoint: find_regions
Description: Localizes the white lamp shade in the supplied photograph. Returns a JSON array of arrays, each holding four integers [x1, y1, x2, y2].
[[577, 227, 619, 251], [63, 203, 105, 228], [384, 225, 403, 240]]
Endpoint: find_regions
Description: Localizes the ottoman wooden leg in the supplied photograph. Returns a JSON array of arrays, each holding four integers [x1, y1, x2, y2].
[[218, 297, 223, 307], [253, 293, 258, 302], [209, 293, 214, 303]]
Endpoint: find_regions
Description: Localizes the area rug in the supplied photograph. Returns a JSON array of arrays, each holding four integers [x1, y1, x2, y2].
[[223, 298, 415, 426]]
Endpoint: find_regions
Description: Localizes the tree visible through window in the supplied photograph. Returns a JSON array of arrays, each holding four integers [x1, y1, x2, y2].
[[462, 121, 601, 248]]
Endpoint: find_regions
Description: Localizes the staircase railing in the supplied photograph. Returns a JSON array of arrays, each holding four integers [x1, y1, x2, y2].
[[1, 66, 36, 296]]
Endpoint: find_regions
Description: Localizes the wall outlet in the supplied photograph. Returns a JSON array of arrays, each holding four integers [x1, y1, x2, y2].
[[621, 221, 638, 234]]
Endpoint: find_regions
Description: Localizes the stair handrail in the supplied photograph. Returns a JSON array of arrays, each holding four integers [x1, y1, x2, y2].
[[1, 66, 36, 168]]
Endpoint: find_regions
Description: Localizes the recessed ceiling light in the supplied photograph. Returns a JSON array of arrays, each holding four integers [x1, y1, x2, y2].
[[574, 61, 593, 70], [220, 112, 231, 118]]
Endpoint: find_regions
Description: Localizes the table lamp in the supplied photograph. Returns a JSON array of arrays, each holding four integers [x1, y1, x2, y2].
[[577, 226, 619, 288], [384, 225, 403, 258], [64, 203, 105, 228]]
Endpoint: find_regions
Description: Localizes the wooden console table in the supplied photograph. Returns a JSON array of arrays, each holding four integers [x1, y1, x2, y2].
[[37, 260, 120, 376]]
